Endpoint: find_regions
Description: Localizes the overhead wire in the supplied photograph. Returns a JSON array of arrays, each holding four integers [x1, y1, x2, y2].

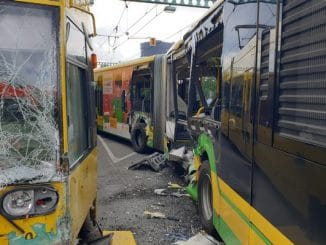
[[109, 0, 129, 36], [124, 4, 157, 34], [113, 8, 165, 50], [162, 23, 191, 41]]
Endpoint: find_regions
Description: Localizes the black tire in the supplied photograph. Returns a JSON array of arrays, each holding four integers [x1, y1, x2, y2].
[[131, 123, 148, 153], [198, 160, 216, 236], [79, 212, 100, 243]]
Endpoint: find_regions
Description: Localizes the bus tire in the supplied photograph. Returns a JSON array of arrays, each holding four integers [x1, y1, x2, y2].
[[131, 123, 147, 153], [198, 160, 216, 236]]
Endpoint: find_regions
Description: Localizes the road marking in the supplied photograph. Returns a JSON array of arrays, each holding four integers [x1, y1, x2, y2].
[[117, 152, 138, 163], [98, 136, 137, 163]]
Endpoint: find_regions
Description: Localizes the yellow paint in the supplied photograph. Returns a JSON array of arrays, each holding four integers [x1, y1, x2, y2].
[[220, 194, 250, 244], [69, 148, 97, 242], [60, 4, 68, 153], [210, 171, 220, 215], [195, 107, 204, 116], [0, 183, 66, 244], [146, 125, 153, 141], [249, 230, 267, 245], [250, 208, 293, 245], [214, 177, 293, 245], [193, 155, 201, 181], [110, 117, 118, 128], [219, 178, 251, 219], [97, 115, 103, 128], [16, 0, 63, 6], [103, 231, 137, 245]]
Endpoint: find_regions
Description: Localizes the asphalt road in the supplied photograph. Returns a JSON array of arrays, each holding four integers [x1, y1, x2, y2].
[[96, 133, 202, 245]]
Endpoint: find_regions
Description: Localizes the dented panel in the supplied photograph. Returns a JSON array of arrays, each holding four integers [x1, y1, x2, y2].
[[0, 183, 68, 245]]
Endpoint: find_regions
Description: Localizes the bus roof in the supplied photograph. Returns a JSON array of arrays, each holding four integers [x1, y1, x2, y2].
[[183, 0, 224, 41], [94, 55, 156, 73]]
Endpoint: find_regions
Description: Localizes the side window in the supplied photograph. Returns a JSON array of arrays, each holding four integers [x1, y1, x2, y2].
[[198, 57, 219, 107], [96, 77, 103, 117], [66, 63, 89, 164], [131, 70, 151, 113], [66, 18, 90, 165]]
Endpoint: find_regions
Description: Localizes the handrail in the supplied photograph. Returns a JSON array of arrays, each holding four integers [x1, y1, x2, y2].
[[69, 4, 97, 37]]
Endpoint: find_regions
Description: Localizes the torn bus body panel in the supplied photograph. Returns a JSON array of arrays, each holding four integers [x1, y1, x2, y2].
[[0, 3, 61, 189]]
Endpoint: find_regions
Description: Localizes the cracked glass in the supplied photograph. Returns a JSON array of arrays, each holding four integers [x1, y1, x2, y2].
[[0, 2, 60, 188]]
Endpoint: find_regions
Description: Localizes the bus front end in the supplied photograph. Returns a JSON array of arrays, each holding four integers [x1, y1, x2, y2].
[[0, 1, 68, 244]]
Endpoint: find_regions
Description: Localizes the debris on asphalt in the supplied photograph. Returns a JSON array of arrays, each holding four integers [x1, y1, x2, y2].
[[168, 182, 183, 189], [154, 188, 168, 196], [173, 231, 220, 245], [128, 152, 166, 172], [143, 211, 181, 222], [171, 192, 191, 198], [144, 211, 166, 219], [154, 188, 191, 198]]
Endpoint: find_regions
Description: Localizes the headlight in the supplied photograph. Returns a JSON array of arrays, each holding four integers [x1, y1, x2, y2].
[[1, 186, 59, 219], [3, 190, 34, 216]]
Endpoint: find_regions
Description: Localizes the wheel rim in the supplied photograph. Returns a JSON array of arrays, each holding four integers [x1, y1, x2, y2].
[[201, 173, 213, 221]]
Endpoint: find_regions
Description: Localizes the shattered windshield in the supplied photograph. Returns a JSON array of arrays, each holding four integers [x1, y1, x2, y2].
[[0, 2, 60, 187]]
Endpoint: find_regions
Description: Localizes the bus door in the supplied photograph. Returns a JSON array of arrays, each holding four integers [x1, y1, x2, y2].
[[166, 55, 192, 149], [218, 1, 258, 243]]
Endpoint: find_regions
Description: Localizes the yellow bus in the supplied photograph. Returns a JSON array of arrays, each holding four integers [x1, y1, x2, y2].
[[0, 0, 98, 244], [95, 55, 168, 153]]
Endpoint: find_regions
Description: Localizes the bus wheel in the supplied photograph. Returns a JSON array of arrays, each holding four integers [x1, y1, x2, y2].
[[198, 160, 216, 235], [131, 123, 147, 153]]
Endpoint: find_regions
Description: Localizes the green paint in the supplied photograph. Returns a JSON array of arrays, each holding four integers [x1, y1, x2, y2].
[[186, 182, 198, 201], [220, 192, 271, 244], [146, 139, 153, 148], [8, 223, 62, 245], [112, 98, 123, 123], [103, 115, 109, 123], [194, 132, 271, 244], [195, 133, 217, 174], [215, 212, 242, 245]]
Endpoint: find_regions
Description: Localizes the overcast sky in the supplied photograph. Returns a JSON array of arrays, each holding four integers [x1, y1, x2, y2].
[[91, 0, 207, 63]]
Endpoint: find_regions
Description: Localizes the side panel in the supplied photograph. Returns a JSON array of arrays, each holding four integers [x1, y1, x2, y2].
[[152, 55, 167, 151], [0, 183, 67, 244], [69, 148, 97, 242], [101, 67, 133, 139], [218, 3, 259, 244], [253, 1, 326, 244]]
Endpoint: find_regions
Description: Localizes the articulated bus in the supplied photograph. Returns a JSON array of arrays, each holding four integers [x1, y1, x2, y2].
[[169, 0, 326, 244], [94, 55, 168, 153], [0, 0, 98, 244]]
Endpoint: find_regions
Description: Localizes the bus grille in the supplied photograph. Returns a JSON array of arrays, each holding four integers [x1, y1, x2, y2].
[[277, 0, 326, 147]]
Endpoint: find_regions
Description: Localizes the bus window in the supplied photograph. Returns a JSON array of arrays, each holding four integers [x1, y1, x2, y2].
[[131, 70, 151, 113], [200, 61, 219, 107], [66, 18, 87, 64], [66, 18, 90, 166], [66, 64, 89, 165]]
